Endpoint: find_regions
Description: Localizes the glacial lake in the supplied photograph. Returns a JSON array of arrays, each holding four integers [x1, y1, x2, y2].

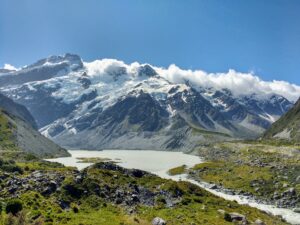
[[46, 150, 300, 225], [46, 150, 203, 174]]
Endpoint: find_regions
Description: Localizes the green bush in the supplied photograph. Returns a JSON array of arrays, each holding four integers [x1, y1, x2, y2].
[[224, 212, 232, 222], [72, 206, 79, 213], [24, 153, 38, 161], [1, 164, 23, 174], [0, 159, 23, 174], [6, 199, 23, 215], [63, 183, 84, 198]]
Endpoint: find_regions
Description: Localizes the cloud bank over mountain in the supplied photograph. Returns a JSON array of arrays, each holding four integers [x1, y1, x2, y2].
[[84, 59, 300, 102], [157, 65, 300, 102]]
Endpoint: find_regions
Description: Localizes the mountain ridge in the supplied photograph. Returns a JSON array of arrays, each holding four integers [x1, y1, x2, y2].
[[0, 54, 295, 151]]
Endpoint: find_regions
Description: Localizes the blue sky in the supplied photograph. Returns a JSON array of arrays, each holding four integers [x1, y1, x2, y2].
[[0, 0, 300, 84]]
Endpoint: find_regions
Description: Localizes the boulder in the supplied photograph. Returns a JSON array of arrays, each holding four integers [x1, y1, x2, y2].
[[283, 187, 296, 196], [152, 217, 166, 225], [75, 175, 83, 183], [293, 208, 300, 213], [254, 219, 266, 225], [42, 181, 57, 196], [131, 169, 146, 178], [209, 184, 218, 189], [217, 209, 226, 215], [58, 200, 70, 209], [229, 212, 247, 223]]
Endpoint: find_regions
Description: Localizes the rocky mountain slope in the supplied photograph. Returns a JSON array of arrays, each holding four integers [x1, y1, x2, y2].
[[0, 95, 69, 157], [263, 98, 300, 142], [0, 93, 37, 129], [0, 54, 293, 151]]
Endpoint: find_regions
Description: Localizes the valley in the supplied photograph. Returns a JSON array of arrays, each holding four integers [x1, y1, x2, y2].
[[2, 1, 300, 224], [0, 54, 299, 225]]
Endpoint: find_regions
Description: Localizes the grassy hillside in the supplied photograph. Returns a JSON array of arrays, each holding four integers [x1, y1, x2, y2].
[[0, 109, 69, 158], [0, 110, 18, 151], [263, 98, 300, 142], [0, 93, 37, 129]]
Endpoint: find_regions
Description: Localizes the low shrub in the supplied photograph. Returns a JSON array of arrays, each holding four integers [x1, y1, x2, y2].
[[6, 199, 23, 215]]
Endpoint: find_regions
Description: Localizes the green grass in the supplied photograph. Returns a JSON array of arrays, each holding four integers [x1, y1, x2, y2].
[[168, 165, 187, 176], [17, 160, 74, 172], [76, 157, 112, 163], [242, 139, 300, 147], [263, 99, 300, 142], [192, 141, 300, 201], [191, 161, 273, 196], [0, 192, 145, 225], [0, 111, 18, 151]]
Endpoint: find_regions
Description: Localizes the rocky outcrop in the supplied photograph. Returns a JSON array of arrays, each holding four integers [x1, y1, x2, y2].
[[152, 217, 166, 225], [0, 162, 184, 210]]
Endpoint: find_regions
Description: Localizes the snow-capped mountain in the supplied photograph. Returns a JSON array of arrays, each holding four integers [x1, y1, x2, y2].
[[0, 54, 293, 151]]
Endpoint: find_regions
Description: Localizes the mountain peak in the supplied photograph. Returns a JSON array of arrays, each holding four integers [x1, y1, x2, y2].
[[26, 53, 83, 70], [137, 64, 157, 77], [0, 53, 84, 87]]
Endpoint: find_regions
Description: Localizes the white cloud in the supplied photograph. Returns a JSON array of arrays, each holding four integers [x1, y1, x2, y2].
[[155, 65, 300, 102], [84, 59, 300, 102], [3, 63, 17, 71], [84, 59, 131, 85]]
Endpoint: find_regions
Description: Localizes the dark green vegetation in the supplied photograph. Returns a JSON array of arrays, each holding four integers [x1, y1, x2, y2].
[[5, 199, 23, 215], [263, 98, 300, 142], [184, 142, 300, 209], [0, 110, 18, 151]]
